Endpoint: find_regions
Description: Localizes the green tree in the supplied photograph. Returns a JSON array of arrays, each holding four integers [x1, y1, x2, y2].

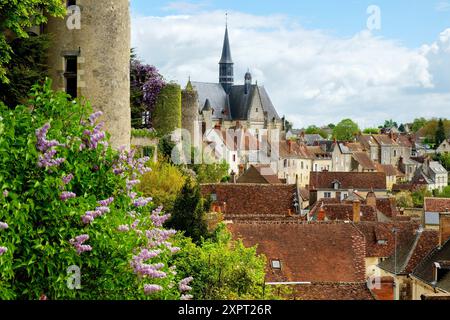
[[436, 118, 446, 147], [411, 188, 433, 208], [332, 119, 360, 141], [363, 128, 380, 134], [305, 125, 328, 139], [0, 0, 65, 83], [395, 191, 414, 208], [138, 162, 186, 212], [171, 225, 278, 300], [167, 179, 209, 244], [0, 33, 51, 107], [438, 186, 450, 198], [411, 117, 427, 133], [327, 123, 336, 129], [398, 124, 406, 133], [383, 119, 398, 128]]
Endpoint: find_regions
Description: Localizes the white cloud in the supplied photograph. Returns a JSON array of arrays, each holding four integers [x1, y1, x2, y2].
[[131, 11, 450, 128], [436, 1, 450, 12]]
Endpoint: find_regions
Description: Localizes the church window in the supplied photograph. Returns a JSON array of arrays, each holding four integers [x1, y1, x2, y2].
[[64, 55, 78, 98]]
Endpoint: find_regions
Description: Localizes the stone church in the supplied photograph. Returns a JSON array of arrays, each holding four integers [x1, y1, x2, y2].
[[182, 25, 285, 144]]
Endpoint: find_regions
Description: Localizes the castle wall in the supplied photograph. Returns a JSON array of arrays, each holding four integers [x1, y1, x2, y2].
[[181, 89, 200, 145], [45, 0, 131, 149]]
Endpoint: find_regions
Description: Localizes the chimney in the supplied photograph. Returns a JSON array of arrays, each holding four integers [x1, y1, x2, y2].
[[366, 190, 377, 208], [317, 206, 326, 221], [230, 170, 236, 184], [439, 212, 450, 247], [353, 200, 361, 223], [288, 140, 292, 153]]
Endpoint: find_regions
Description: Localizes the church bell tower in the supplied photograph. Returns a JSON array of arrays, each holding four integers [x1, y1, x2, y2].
[[219, 21, 234, 94]]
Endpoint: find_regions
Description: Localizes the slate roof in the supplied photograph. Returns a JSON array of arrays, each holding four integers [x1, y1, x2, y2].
[[219, 27, 233, 64], [228, 221, 367, 283], [429, 161, 447, 175], [379, 229, 439, 275], [192, 82, 280, 122], [412, 238, 450, 292], [424, 198, 450, 213], [303, 134, 325, 146], [309, 172, 387, 191]]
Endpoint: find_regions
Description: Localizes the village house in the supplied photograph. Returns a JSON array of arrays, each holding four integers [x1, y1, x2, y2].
[[377, 228, 439, 300], [410, 212, 450, 300], [309, 171, 387, 205], [375, 163, 404, 191], [358, 134, 413, 167], [424, 198, 450, 230], [412, 160, 448, 192], [275, 140, 313, 187], [306, 146, 332, 172], [352, 152, 377, 173], [203, 128, 239, 174], [227, 221, 374, 300], [436, 139, 450, 154], [330, 142, 364, 172], [399, 157, 421, 182]]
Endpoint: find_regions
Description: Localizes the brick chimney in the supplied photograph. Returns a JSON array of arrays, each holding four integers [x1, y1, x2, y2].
[[439, 212, 450, 247], [288, 140, 293, 153], [366, 190, 377, 208], [317, 206, 326, 221], [353, 200, 361, 223]]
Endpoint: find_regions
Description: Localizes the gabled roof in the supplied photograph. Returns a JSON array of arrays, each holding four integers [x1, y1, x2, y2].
[[192, 82, 230, 120], [352, 152, 376, 170], [424, 198, 450, 213], [355, 221, 421, 258], [373, 134, 396, 146], [309, 202, 377, 222], [378, 229, 439, 275], [236, 165, 281, 184], [429, 161, 447, 175], [278, 141, 313, 159], [229, 85, 280, 121], [309, 172, 387, 190], [412, 238, 450, 292], [200, 183, 296, 217], [228, 221, 367, 283], [375, 163, 402, 177]]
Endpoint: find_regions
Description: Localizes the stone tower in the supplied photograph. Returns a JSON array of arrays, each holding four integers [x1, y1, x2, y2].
[[181, 80, 200, 146], [45, 0, 131, 149], [219, 26, 234, 94]]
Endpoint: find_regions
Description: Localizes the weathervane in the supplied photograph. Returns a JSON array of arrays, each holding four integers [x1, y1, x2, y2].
[[226, 12, 228, 28]]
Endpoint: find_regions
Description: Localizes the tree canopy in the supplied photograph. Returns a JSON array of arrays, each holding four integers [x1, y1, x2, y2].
[[332, 119, 360, 141]]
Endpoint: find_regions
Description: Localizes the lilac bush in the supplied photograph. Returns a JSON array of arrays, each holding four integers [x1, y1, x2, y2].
[[0, 80, 190, 300]]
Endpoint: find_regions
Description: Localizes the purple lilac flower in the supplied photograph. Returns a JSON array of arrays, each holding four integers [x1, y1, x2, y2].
[[143, 284, 163, 295], [97, 197, 114, 206], [96, 206, 110, 215], [38, 149, 65, 169], [2, 190, 8, 197], [81, 214, 94, 225], [70, 234, 92, 254], [128, 192, 137, 199], [62, 174, 74, 185], [179, 277, 194, 292], [131, 219, 140, 229], [0, 222, 8, 230], [0, 247, 7, 255], [117, 225, 130, 232], [180, 294, 193, 300], [126, 179, 140, 190], [89, 111, 103, 125], [60, 192, 76, 202], [133, 197, 152, 207]]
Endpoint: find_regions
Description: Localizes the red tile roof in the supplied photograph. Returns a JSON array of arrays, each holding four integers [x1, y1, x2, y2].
[[309, 172, 387, 190], [376, 198, 399, 218], [309, 202, 377, 222], [424, 197, 450, 213], [291, 282, 374, 300], [200, 184, 296, 217], [352, 152, 376, 170], [228, 221, 367, 283], [279, 140, 313, 159], [354, 221, 420, 258], [236, 165, 281, 184]]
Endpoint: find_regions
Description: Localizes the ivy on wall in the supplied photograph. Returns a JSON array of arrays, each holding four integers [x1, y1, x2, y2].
[[152, 83, 182, 136]]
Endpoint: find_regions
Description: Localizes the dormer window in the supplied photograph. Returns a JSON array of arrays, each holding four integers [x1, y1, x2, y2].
[[332, 180, 341, 190], [271, 260, 281, 270]]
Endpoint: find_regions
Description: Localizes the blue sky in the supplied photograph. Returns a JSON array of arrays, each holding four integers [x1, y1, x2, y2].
[[131, 1, 450, 128], [132, 0, 450, 48]]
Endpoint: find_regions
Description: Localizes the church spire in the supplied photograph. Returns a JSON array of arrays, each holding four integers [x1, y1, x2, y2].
[[219, 14, 234, 94]]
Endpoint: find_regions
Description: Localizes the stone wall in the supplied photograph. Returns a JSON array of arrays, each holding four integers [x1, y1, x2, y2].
[[45, 0, 131, 149]]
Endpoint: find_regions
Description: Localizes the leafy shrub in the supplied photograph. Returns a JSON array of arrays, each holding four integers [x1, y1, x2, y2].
[[0, 80, 191, 300], [152, 83, 182, 136], [138, 162, 186, 212], [171, 224, 275, 300]]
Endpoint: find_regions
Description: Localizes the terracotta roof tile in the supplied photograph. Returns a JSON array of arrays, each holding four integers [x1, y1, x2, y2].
[[228, 221, 367, 283], [424, 198, 450, 213], [352, 152, 376, 170], [309, 172, 387, 190], [291, 282, 374, 300]]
